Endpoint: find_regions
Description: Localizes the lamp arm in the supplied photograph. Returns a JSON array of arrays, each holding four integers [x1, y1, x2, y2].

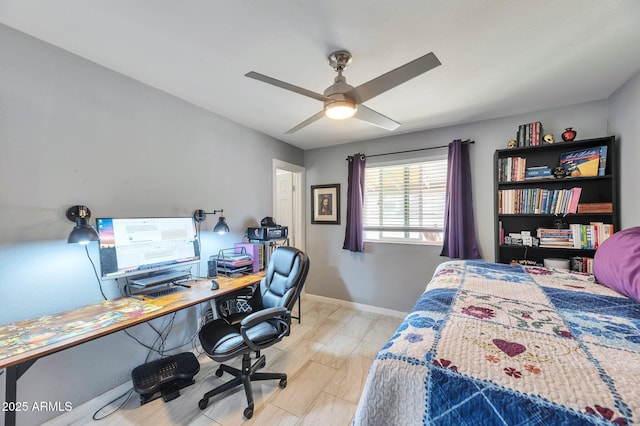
[[193, 209, 224, 222]]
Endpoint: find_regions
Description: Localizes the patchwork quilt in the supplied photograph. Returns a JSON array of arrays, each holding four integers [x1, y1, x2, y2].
[[354, 260, 640, 425]]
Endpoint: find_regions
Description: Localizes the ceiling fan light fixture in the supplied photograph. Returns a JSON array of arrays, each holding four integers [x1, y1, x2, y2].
[[246, 50, 441, 133], [324, 100, 357, 120]]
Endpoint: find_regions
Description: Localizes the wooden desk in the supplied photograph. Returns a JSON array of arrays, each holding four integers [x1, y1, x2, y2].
[[0, 272, 264, 426]]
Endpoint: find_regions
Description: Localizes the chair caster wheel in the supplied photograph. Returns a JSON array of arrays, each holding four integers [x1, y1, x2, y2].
[[244, 407, 254, 419], [279, 378, 287, 388], [215, 368, 223, 377], [198, 398, 209, 410]]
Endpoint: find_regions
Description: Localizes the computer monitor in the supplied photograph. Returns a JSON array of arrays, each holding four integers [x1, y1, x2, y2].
[[96, 217, 200, 281]]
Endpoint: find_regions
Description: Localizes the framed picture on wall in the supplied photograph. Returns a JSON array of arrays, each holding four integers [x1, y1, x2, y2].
[[311, 184, 340, 224]]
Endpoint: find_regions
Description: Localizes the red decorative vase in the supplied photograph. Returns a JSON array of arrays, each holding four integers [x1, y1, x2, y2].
[[561, 127, 577, 141]]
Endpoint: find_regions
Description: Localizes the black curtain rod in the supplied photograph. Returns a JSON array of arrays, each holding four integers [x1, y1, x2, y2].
[[346, 139, 473, 160]]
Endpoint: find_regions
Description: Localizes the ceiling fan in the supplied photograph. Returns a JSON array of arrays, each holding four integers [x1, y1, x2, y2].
[[245, 50, 441, 134]]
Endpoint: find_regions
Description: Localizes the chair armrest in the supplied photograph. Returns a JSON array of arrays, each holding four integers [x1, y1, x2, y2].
[[239, 307, 290, 351], [240, 306, 288, 329]]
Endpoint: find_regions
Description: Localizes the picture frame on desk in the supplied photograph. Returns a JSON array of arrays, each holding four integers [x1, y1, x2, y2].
[[311, 184, 340, 224]]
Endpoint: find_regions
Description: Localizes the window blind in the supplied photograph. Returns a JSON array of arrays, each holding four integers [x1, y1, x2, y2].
[[363, 157, 447, 243]]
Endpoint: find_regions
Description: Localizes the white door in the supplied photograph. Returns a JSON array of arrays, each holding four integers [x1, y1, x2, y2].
[[276, 171, 295, 246], [273, 159, 305, 252]]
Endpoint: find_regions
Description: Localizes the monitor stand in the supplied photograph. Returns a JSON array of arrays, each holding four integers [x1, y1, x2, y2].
[[128, 269, 191, 289]]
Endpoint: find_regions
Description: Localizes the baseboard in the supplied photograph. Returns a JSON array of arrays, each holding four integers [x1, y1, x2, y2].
[[302, 293, 408, 319]]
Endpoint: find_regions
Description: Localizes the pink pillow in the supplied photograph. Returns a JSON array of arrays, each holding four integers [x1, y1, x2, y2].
[[593, 227, 640, 302]]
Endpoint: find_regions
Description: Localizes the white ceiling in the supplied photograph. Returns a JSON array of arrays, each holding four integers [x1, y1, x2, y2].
[[1, 1, 639, 150]]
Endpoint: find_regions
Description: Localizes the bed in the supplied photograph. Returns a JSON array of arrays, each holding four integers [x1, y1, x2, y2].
[[354, 259, 640, 425]]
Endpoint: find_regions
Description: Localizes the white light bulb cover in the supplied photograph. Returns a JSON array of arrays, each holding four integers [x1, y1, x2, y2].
[[324, 101, 356, 120]]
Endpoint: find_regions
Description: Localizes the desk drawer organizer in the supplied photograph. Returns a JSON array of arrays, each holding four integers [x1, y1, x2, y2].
[[131, 352, 200, 404]]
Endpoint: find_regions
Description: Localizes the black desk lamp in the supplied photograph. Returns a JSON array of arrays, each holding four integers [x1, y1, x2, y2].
[[194, 209, 229, 234], [66, 205, 99, 244]]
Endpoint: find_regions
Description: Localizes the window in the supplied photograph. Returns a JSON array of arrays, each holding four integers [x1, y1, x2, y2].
[[363, 156, 447, 244]]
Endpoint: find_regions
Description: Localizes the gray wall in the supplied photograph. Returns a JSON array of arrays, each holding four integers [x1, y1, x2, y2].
[[608, 70, 640, 228], [304, 101, 613, 312], [0, 24, 302, 425]]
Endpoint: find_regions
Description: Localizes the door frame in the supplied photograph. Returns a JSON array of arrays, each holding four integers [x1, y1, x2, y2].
[[272, 159, 305, 252]]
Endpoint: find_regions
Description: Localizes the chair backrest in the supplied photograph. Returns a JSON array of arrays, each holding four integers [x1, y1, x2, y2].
[[257, 246, 310, 311]]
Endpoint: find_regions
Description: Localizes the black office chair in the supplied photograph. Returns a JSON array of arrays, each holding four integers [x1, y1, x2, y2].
[[197, 246, 310, 419]]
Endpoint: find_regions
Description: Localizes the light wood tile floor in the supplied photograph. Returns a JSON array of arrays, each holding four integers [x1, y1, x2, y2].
[[44, 296, 403, 426]]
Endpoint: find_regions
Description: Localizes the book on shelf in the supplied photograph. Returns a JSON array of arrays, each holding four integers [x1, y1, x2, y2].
[[598, 145, 608, 176], [577, 202, 613, 213], [570, 256, 594, 274], [567, 187, 582, 214], [536, 227, 573, 247], [537, 223, 614, 249], [570, 223, 614, 249], [516, 121, 542, 147], [498, 157, 526, 182], [498, 187, 581, 215], [525, 166, 552, 179], [559, 146, 605, 177], [517, 124, 525, 147]]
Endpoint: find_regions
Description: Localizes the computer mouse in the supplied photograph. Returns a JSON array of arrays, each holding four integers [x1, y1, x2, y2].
[[210, 279, 219, 290]]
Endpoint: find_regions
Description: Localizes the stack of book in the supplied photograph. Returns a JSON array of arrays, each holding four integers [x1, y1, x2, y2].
[[516, 121, 543, 147], [497, 156, 526, 182], [569, 222, 614, 249], [525, 166, 552, 180], [498, 187, 582, 215], [537, 223, 614, 249], [570, 256, 594, 274], [537, 228, 574, 248], [577, 202, 613, 213]]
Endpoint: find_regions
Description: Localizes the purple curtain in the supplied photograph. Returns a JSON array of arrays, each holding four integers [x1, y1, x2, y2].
[[343, 153, 366, 252], [440, 140, 481, 259]]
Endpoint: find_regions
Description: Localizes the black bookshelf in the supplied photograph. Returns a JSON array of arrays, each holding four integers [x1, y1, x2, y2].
[[494, 136, 618, 266]]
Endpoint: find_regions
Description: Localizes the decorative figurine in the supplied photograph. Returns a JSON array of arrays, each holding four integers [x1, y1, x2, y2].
[[561, 127, 577, 141], [553, 216, 569, 229], [553, 166, 567, 179], [507, 139, 517, 149], [543, 133, 555, 144]]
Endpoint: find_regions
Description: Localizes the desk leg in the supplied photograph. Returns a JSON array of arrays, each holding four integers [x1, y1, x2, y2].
[[4, 359, 36, 426]]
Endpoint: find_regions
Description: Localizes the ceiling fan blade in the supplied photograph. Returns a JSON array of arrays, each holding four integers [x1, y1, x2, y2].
[[245, 71, 330, 102], [347, 52, 441, 104], [353, 105, 401, 131], [285, 111, 325, 134]]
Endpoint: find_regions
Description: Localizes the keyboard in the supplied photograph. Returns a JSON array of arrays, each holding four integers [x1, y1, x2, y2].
[[145, 286, 187, 299]]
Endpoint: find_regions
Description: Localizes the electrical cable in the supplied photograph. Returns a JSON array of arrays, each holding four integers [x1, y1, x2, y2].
[[91, 387, 135, 421], [145, 314, 175, 360], [85, 245, 107, 300], [85, 244, 159, 351], [90, 311, 202, 419], [82, 236, 206, 417]]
